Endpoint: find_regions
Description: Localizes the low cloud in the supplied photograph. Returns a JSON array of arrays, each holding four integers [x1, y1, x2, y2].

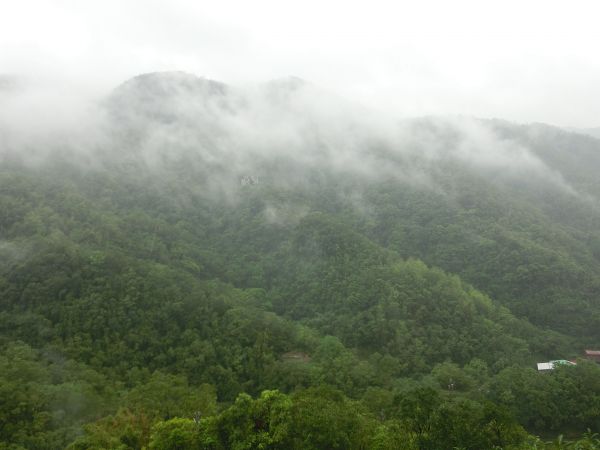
[[0, 71, 588, 203]]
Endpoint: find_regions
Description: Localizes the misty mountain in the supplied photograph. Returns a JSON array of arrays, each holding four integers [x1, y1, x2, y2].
[[107, 71, 228, 122], [566, 126, 600, 141], [1, 72, 600, 448], [102, 72, 600, 196], [85, 71, 600, 336], [4, 70, 600, 342]]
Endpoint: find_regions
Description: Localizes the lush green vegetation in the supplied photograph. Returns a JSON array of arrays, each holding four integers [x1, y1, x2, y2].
[[1, 74, 600, 448]]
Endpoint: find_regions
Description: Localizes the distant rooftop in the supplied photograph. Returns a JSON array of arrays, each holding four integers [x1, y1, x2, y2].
[[537, 360, 576, 371]]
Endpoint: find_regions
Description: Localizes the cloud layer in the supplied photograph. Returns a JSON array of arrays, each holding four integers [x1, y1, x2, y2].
[[2, 0, 600, 127]]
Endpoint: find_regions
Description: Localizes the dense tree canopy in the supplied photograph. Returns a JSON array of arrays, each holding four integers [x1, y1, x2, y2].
[[1, 73, 600, 448]]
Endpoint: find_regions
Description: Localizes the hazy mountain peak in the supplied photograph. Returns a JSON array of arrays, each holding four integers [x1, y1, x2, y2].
[[103, 71, 231, 131], [111, 71, 227, 99]]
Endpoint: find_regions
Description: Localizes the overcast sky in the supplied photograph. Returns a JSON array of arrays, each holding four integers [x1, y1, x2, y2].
[[1, 0, 600, 127]]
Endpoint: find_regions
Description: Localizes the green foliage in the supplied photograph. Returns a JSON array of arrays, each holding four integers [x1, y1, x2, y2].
[[67, 409, 153, 450], [0, 342, 112, 449], [489, 362, 600, 432], [1, 151, 600, 448], [149, 418, 200, 450]]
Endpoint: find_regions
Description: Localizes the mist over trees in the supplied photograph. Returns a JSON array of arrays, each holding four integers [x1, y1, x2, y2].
[[1, 71, 600, 449]]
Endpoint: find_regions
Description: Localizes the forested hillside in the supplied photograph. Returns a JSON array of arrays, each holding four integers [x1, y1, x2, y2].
[[1, 72, 599, 449]]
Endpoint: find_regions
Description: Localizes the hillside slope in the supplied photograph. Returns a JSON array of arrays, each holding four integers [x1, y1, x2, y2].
[[1, 72, 599, 448]]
